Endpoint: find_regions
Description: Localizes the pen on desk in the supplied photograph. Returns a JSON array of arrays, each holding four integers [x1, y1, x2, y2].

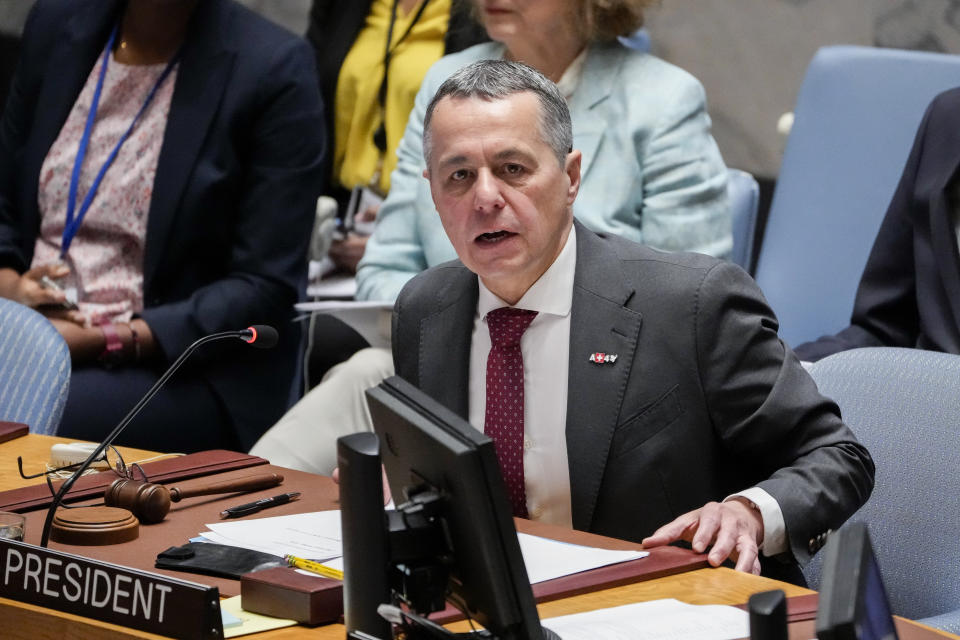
[[219, 491, 301, 519], [284, 554, 344, 580]]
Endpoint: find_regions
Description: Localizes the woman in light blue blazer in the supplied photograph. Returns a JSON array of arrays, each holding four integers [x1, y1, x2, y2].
[[356, 0, 730, 302]]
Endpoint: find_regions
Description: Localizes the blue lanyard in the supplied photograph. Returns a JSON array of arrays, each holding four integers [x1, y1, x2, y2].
[[61, 23, 181, 259]]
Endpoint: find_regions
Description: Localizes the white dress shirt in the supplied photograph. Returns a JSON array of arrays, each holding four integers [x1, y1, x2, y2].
[[469, 228, 577, 527]]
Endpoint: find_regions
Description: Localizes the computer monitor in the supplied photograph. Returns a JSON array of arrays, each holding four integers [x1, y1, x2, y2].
[[815, 522, 899, 640], [344, 375, 552, 640]]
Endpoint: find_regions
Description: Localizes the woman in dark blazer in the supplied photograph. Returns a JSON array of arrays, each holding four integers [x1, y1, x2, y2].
[[0, 0, 325, 452]]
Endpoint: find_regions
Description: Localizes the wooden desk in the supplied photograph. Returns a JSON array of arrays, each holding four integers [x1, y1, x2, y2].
[[1, 436, 956, 640], [0, 568, 810, 639], [4, 567, 954, 640]]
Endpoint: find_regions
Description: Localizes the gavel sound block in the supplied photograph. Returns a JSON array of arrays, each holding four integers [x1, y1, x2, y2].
[[104, 472, 284, 524]]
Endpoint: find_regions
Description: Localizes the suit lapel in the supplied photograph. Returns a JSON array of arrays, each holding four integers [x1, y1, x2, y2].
[[143, 0, 235, 288], [567, 43, 625, 181], [928, 155, 960, 346], [417, 266, 478, 419], [566, 223, 643, 531]]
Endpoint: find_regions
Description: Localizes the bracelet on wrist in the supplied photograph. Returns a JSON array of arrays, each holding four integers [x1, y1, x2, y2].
[[98, 321, 124, 368]]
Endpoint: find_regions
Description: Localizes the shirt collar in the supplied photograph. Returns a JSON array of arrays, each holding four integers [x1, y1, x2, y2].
[[477, 224, 577, 320], [494, 44, 586, 101], [555, 49, 588, 99]]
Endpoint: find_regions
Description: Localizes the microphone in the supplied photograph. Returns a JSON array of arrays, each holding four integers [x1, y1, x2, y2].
[[240, 324, 278, 349], [39, 325, 278, 547]]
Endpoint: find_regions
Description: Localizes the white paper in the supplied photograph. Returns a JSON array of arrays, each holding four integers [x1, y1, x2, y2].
[[204, 510, 343, 560], [516, 533, 647, 584], [195, 530, 291, 558], [293, 299, 393, 348], [305, 271, 357, 299], [200, 512, 647, 585], [542, 598, 750, 640], [294, 299, 391, 312]]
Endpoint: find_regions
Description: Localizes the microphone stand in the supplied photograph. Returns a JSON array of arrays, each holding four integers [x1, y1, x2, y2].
[[40, 329, 255, 547]]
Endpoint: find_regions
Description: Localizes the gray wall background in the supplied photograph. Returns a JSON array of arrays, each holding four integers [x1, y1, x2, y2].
[[2, 0, 960, 179], [645, 0, 960, 177]]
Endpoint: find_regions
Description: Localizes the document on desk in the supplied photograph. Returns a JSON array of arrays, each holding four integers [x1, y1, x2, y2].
[[541, 598, 749, 640], [203, 511, 343, 560], [516, 533, 647, 583], [200, 511, 645, 584]]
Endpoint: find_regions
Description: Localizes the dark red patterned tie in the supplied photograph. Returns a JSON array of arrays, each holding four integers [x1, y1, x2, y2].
[[485, 307, 538, 518]]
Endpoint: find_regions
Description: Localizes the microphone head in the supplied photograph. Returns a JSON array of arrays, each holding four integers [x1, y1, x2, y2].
[[241, 325, 279, 349]]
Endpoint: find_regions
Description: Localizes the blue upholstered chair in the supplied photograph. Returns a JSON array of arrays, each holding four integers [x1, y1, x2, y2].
[[754, 46, 960, 348], [0, 298, 71, 434], [727, 168, 759, 272], [918, 610, 960, 635], [805, 347, 960, 627]]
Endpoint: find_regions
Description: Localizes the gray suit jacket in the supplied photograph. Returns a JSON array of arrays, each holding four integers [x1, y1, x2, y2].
[[392, 221, 874, 568]]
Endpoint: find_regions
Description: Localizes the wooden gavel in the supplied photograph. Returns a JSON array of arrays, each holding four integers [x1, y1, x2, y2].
[[104, 472, 284, 524]]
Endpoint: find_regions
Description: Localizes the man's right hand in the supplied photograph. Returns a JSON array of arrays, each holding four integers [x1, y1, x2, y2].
[[641, 499, 764, 575]]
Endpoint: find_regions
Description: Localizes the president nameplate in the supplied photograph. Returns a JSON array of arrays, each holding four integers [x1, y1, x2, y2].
[[0, 538, 223, 639]]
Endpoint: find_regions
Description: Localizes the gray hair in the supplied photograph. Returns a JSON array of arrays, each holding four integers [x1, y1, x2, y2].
[[422, 60, 573, 167]]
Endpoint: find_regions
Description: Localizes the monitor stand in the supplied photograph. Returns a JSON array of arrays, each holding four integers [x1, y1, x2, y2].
[[338, 433, 562, 640]]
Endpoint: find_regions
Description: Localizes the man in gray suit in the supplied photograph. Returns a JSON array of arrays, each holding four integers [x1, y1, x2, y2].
[[392, 60, 874, 580]]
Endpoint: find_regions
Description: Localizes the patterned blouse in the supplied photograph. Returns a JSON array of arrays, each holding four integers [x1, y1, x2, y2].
[[32, 51, 178, 325]]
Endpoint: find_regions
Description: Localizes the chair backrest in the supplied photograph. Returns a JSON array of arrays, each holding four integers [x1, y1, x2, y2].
[[918, 610, 960, 636], [0, 298, 71, 435], [805, 347, 960, 620], [754, 45, 960, 348], [727, 168, 759, 272]]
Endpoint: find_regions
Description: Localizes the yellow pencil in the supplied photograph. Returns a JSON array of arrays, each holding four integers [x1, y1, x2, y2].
[[284, 554, 344, 580]]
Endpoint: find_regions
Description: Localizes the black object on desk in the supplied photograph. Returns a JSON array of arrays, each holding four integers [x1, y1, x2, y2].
[[156, 542, 285, 579], [816, 522, 900, 640], [219, 491, 301, 518], [749, 589, 788, 640], [339, 432, 392, 640]]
